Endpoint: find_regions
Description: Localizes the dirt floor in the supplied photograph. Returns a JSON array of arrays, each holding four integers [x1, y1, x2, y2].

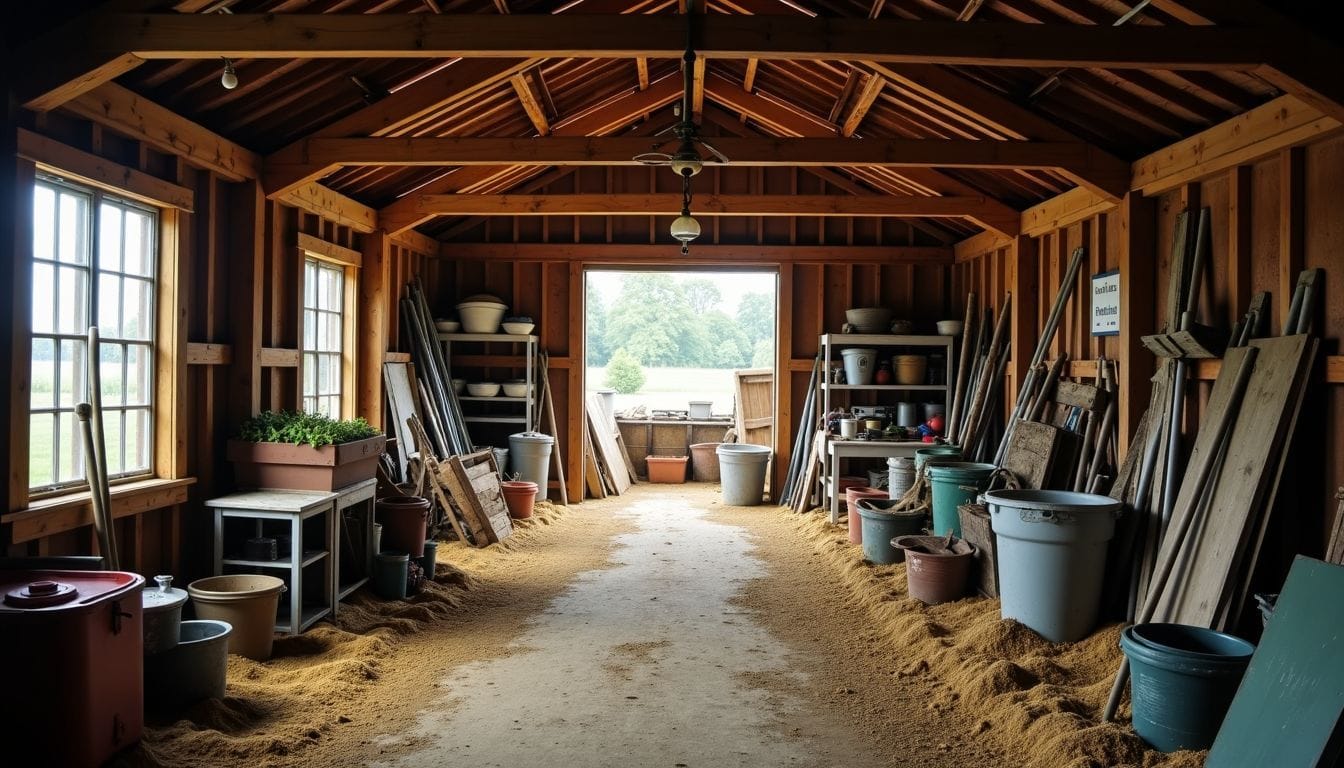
[[124, 483, 1206, 768]]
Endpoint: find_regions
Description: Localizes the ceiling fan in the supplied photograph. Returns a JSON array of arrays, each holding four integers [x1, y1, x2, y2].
[[632, 11, 730, 254]]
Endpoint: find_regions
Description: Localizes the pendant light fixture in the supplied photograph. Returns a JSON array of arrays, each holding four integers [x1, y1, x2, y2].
[[669, 168, 700, 255], [220, 57, 239, 90]]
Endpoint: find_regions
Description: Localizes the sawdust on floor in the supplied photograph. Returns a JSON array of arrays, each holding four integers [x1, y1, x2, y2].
[[723, 501, 1206, 768], [124, 483, 1206, 768]]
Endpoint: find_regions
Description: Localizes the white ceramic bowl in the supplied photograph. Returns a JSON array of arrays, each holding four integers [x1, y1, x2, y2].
[[450, 378, 466, 394], [466, 382, 501, 397], [502, 380, 529, 398], [845, 307, 892, 334], [456, 296, 507, 334], [936, 320, 965, 336], [435, 319, 461, 333], [501, 321, 535, 335]]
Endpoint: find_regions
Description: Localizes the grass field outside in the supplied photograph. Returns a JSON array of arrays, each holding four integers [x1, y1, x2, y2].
[[586, 366, 755, 415]]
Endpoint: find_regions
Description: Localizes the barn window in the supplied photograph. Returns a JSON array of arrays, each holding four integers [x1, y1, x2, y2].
[[29, 176, 157, 492], [302, 256, 349, 418]]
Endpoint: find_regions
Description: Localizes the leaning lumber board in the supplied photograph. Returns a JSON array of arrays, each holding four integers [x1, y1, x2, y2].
[[582, 426, 606, 499], [1053, 381, 1108, 412], [587, 393, 631, 494], [1153, 337, 1312, 627], [1000, 419, 1064, 490], [1327, 489, 1344, 565]]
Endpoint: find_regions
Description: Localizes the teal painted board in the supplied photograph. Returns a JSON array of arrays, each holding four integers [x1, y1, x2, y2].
[[1207, 556, 1344, 767]]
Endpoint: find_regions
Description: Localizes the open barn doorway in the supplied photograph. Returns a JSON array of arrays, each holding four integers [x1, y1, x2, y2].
[[584, 269, 778, 492]]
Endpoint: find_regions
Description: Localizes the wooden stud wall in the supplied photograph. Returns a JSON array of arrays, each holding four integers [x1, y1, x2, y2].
[[0, 109, 432, 579], [954, 131, 1344, 551]]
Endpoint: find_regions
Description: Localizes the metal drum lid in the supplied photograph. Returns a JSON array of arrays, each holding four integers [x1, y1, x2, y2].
[[5, 580, 80, 608]]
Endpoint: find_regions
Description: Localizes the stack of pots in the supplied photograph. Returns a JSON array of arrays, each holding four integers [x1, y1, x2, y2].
[[455, 294, 508, 333], [501, 480, 540, 519], [140, 573, 233, 713]]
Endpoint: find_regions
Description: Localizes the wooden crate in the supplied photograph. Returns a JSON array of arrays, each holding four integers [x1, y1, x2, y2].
[[958, 502, 998, 598], [442, 450, 513, 545]]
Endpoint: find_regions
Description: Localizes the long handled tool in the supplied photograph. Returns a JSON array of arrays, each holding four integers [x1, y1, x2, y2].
[[537, 350, 569, 506], [75, 404, 116, 569], [945, 294, 976, 442], [995, 247, 1086, 466]]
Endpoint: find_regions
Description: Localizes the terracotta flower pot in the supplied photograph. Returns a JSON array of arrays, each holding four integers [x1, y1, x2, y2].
[[501, 481, 539, 519], [377, 495, 430, 557]]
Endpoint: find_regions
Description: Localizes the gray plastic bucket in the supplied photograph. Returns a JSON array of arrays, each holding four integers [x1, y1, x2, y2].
[[1120, 623, 1254, 752], [144, 619, 232, 712], [985, 489, 1121, 643], [886, 457, 914, 499], [856, 499, 927, 564], [924, 461, 995, 537], [717, 444, 771, 506], [509, 431, 554, 501]]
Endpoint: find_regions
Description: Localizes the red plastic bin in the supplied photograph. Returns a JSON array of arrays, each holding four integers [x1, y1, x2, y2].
[[0, 569, 146, 767]]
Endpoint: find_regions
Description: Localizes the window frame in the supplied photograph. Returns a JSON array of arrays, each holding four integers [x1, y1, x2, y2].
[[300, 251, 358, 420], [27, 174, 160, 496]]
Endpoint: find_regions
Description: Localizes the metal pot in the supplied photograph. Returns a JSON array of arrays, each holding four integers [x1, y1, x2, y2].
[[141, 574, 188, 655]]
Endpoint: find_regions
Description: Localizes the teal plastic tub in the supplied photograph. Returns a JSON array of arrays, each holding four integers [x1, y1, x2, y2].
[[924, 461, 995, 537], [913, 446, 961, 479], [1120, 623, 1255, 752]]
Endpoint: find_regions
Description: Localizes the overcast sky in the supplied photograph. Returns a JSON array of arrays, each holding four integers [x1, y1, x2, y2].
[[586, 269, 777, 313]]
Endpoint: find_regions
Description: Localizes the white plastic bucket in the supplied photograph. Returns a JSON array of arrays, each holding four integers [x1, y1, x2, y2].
[[985, 489, 1121, 643], [840, 348, 878, 385], [508, 432, 554, 501], [717, 444, 771, 506]]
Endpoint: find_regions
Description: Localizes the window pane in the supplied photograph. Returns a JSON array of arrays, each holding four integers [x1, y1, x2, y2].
[[303, 353, 316, 399], [127, 408, 151, 473], [31, 338, 55, 409], [122, 278, 153, 340], [316, 355, 329, 396], [57, 410, 81, 484], [32, 263, 55, 334], [58, 192, 89, 265], [29, 413, 56, 487], [326, 268, 343, 311], [99, 343, 124, 407], [122, 209, 144, 276], [33, 186, 56, 261], [58, 266, 89, 334], [304, 261, 317, 307], [102, 410, 124, 477], [99, 205, 123, 272], [125, 344, 151, 406], [59, 339, 87, 408], [98, 273, 121, 335]]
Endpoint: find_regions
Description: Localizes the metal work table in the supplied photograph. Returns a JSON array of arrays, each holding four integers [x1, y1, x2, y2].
[[826, 438, 924, 524]]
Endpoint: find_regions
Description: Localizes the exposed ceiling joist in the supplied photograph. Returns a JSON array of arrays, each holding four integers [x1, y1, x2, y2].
[[839, 74, 885, 138], [511, 73, 551, 135], [442, 243, 953, 265], [280, 135, 1127, 184], [379, 74, 685, 234], [413, 193, 998, 218], [44, 13, 1273, 66]]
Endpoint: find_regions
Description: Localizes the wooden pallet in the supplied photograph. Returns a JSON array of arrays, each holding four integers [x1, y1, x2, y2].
[[442, 450, 513, 545]]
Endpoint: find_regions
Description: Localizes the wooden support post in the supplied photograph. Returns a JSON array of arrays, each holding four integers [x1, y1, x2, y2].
[[358, 230, 392, 427], [567, 261, 585, 502], [3, 113, 32, 514], [774, 266, 793, 499], [1227, 165, 1252, 323], [228, 181, 266, 425], [1117, 192, 1156, 457], [1279, 147, 1304, 335], [1008, 236, 1040, 406]]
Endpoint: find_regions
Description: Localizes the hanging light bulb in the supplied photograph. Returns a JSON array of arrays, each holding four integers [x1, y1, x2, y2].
[[669, 169, 700, 255], [220, 58, 239, 90]]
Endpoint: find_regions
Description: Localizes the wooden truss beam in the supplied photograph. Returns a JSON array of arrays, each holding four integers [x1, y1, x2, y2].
[[49, 13, 1271, 68], [839, 74, 886, 138], [411, 192, 1002, 219], [511, 73, 551, 136], [439, 242, 953, 265], [280, 135, 1126, 189], [378, 74, 684, 235]]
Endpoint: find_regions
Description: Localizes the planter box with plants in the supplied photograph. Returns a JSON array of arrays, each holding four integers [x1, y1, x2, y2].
[[228, 411, 387, 491]]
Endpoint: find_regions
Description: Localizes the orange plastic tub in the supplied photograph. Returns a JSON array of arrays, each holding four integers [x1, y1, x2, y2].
[[646, 455, 689, 483]]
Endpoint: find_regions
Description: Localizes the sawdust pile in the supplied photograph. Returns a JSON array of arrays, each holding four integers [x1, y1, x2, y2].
[[784, 509, 1206, 768], [131, 501, 600, 768]]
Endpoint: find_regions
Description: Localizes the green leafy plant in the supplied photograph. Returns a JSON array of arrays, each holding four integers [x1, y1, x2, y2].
[[605, 348, 646, 394], [236, 410, 379, 448]]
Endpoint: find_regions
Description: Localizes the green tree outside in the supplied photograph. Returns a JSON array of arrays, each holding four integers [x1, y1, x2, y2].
[[605, 348, 646, 393]]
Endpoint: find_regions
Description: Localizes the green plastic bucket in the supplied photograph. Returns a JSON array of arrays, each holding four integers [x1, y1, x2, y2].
[[1120, 623, 1255, 752], [985, 489, 1120, 642], [924, 461, 994, 537], [913, 446, 962, 479], [374, 552, 409, 600], [855, 499, 928, 564]]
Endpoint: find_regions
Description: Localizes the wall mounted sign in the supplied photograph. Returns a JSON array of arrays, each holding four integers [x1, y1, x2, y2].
[[1091, 270, 1120, 336]]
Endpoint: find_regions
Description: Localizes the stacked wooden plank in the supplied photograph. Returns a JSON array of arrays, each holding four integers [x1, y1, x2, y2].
[[585, 392, 635, 497], [1101, 267, 1322, 722]]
